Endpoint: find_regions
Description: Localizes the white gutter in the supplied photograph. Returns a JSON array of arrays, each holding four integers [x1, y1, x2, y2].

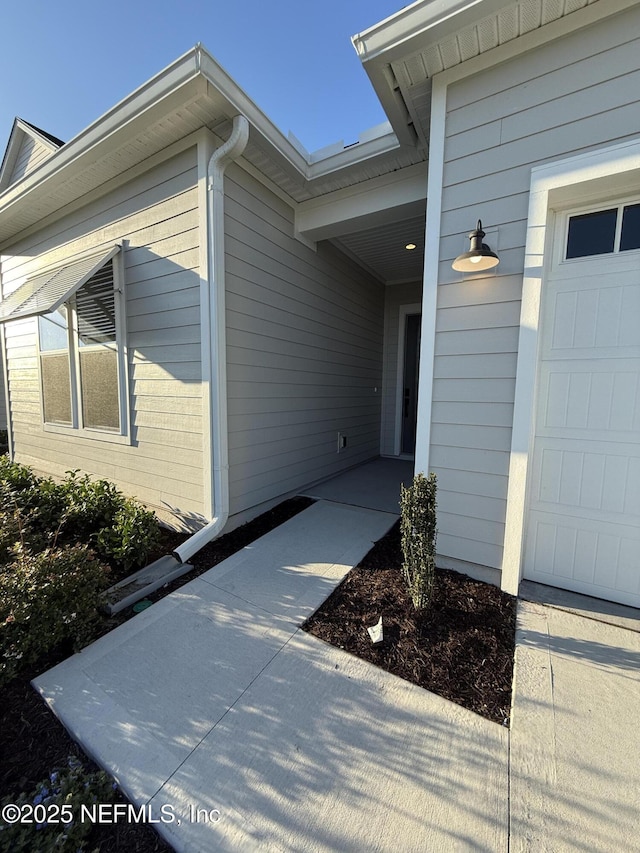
[[173, 114, 249, 564]]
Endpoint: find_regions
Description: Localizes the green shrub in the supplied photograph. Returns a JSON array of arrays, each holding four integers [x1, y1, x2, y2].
[[95, 499, 160, 573], [0, 545, 110, 685], [400, 472, 438, 611], [57, 471, 124, 541], [0, 459, 66, 546], [0, 456, 40, 497], [0, 754, 117, 853], [0, 510, 21, 566], [0, 462, 160, 575]]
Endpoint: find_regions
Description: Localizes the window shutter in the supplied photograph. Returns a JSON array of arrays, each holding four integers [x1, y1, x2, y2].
[[76, 261, 116, 345]]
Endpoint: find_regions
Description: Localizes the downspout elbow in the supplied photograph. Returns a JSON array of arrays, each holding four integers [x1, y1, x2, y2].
[[207, 115, 249, 189], [173, 115, 249, 564]]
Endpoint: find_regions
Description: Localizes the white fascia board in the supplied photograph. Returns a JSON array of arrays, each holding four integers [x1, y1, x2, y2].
[[352, 0, 506, 64], [351, 0, 508, 146], [0, 120, 61, 189], [358, 62, 420, 148], [307, 128, 403, 178], [0, 120, 50, 191], [0, 123, 21, 189], [296, 162, 427, 241]]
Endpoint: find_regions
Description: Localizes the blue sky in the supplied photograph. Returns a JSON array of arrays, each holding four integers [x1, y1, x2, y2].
[[0, 0, 406, 156]]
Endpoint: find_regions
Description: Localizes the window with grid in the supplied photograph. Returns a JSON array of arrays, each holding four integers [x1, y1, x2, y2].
[[566, 202, 640, 259]]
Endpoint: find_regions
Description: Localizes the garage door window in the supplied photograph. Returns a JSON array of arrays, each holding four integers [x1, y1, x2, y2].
[[566, 202, 640, 259], [620, 203, 640, 251]]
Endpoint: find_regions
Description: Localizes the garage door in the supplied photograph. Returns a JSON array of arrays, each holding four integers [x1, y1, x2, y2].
[[524, 202, 640, 606]]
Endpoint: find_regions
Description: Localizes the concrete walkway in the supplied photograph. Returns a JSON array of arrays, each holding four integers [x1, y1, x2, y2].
[[32, 497, 640, 852], [510, 591, 640, 853]]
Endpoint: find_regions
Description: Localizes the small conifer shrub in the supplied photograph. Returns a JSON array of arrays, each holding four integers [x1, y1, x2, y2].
[[400, 472, 437, 611]]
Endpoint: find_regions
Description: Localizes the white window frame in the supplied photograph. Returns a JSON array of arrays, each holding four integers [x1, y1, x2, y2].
[[558, 195, 640, 266], [37, 249, 130, 444]]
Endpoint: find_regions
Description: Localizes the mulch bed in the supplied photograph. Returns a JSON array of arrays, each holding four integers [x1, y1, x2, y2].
[[303, 521, 517, 726]]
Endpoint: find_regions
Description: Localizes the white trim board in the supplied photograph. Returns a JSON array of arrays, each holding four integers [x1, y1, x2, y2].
[[414, 76, 446, 476], [500, 136, 640, 596]]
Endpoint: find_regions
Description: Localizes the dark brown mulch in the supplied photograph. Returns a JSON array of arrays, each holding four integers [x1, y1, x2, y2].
[[303, 521, 517, 726], [0, 496, 314, 853]]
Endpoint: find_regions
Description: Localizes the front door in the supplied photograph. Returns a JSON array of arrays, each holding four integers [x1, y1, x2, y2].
[[401, 313, 421, 455]]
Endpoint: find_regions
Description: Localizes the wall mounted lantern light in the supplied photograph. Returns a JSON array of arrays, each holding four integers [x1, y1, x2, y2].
[[452, 220, 499, 272]]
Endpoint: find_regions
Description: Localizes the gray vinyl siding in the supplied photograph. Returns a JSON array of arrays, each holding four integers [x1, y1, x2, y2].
[[433, 6, 640, 571], [224, 165, 385, 515], [8, 135, 55, 186], [380, 282, 422, 456], [1, 147, 204, 528]]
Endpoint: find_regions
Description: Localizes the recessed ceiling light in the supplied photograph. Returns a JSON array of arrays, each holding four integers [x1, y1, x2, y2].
[[405, 243, 417, 250]]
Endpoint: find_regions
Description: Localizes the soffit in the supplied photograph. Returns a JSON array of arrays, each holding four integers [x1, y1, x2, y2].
[[333, 212, 426, 284], [0, 79, 228, 247], [245, 136, 425, 203]]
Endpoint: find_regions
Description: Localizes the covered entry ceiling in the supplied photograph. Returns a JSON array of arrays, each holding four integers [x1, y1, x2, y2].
[[332, 213, 426, 284]]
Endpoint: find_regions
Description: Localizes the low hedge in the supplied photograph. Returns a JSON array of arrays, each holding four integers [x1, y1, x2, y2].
[[0, 459, 160, 574], [0, 459, 162, 685], [0, 545, 110, 685]]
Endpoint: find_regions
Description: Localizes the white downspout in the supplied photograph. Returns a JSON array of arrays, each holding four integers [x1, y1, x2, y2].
[[174, 115, 249, 563], [0, 265, 13, 460]]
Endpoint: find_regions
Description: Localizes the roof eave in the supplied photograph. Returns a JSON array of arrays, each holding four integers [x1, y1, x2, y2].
[[0, 44, 418, 247], [351, 0, 506, 146], [352, 0, 508, 64]]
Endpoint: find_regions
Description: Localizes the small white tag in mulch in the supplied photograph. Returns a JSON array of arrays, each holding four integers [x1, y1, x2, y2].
[[367, 616, 384, 644]]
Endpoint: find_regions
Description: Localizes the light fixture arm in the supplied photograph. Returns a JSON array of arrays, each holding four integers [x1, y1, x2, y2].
[[469, 220, 486, 252]]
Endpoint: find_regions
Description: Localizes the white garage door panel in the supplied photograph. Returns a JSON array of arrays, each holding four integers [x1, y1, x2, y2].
[[550, 280, 639, 351], [541, 365, 639, 434], [526, 513, 640, 604], [534, 445, 640, 518], [524, 256, 640, 606]]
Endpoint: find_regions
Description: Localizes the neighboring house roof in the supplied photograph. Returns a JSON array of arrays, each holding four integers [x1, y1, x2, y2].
[[0, 117, 64, 193], [19, 120, 65, 149]]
